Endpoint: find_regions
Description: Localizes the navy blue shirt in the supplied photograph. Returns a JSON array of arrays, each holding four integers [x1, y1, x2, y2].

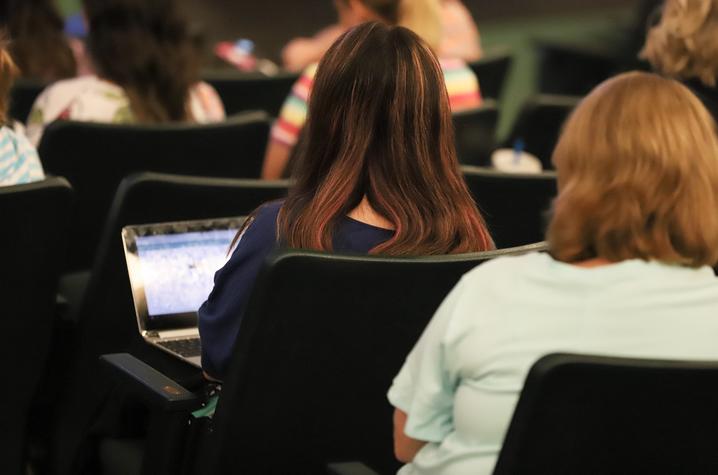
[[198, 201, 394, 379]]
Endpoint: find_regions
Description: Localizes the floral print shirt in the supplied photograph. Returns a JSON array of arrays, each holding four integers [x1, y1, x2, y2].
[[26, 75, 226, 147]]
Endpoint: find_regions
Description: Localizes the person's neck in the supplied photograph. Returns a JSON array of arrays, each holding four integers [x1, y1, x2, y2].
[[347, 196, 395, 230]]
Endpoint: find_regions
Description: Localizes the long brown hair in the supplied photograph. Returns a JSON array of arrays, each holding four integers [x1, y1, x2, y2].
[[1, 0, 76, 81], [82, 0, 200, 122], [548, 71, 718, 267], [277, 22, 492, 256]]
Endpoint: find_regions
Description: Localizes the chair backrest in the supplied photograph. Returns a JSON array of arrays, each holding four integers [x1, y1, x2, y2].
[[203, 72, 299, 117], [9, 79, 46, 123], [536, 41, 619, 96], [462, 166, 557, 249], [505, 94, 580, 170], [208, 243, 547, 475], [52, 172, 289, 475], [468, 49, 513, 100], [494, 353, 718, 474], [0, 177, 73, 475], [453, 100, 499, 167], [38, 112, 270, 271]]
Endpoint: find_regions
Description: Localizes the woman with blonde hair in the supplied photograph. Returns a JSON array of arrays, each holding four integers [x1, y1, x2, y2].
[[265, 0, 482, 179], [0, 39, 44, 185], [388, 71, 718, 475], [641, 0, 718, 119]]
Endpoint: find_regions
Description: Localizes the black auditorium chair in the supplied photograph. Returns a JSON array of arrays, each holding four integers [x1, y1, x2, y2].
[[101, 243, 548, 475], [0, 177, 73, 475], [9, 78, 46, 123], [203, 71, 299, 117], [535, 41, 619, 96], [463, 166, 557, 249], [494, 353, 718, 474], [467, 48, 513, 100], [453, 100, 499, 167], [51, 172, 289, 475], [38, 111, 271, 271], [330, 353, 718, 475], [504, 94, 580, 170]]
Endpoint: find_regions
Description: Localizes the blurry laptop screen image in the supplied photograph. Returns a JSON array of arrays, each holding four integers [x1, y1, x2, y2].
[[134, 229, 236, 318]]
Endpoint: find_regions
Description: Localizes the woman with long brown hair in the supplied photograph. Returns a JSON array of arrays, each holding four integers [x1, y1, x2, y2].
[[264, 0, 482, 179], [25, 0, 224, 146], [199, 22, 493, 381]]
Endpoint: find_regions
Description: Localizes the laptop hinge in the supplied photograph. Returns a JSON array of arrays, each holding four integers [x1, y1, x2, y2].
[[144, 331, 160, 339]]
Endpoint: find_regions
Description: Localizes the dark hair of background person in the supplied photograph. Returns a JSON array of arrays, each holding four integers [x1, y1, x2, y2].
[[277, 22, 493, 256], [0, 0, 76, 81], [82, 0, 201, 122]]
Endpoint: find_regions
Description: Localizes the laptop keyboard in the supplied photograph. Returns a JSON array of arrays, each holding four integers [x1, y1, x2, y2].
[[156, 338, 202, 357]]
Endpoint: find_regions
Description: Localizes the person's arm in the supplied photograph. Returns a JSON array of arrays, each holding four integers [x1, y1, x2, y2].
[[263, 66, 314, 178], [394, 408, 428, 463], [387, 280, 468, 463], [282, 24, 345, 73], [198, 204, 280, 380], [262, 139, 291, 179]]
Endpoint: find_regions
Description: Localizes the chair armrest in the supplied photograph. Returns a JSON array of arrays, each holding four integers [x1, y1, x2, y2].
[[100, 353, 201, 412], [327, 462, 383, 475]]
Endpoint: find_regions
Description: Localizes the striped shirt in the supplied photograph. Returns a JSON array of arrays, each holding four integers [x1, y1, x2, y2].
[[0, 125, 45, 186], [271, 58, 482, 147]]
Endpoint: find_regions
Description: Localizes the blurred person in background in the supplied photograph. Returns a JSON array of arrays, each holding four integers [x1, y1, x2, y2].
[[25, 0, 225, 146], [641, 0, 718, 120], [0, 37, 44, 185], [265, 0, 482, 179], [0, 0, 77, 81], [282, 0, 481, 72]]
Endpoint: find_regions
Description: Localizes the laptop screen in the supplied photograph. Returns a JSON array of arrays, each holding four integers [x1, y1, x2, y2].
[[134, 229, 236, 318], [123, 217, 244, 332]]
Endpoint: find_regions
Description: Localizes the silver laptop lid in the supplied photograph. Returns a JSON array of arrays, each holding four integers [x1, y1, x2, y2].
[[122, 217, 245, 333]]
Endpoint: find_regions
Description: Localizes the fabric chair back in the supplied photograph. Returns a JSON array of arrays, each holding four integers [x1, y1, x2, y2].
[[203, 72, 299, 117], [37, 112, 270, 271], [468, 50, 513, 100], [505, 94, 580, 170], [536, 41, 619, 96], [0, 177, 73, 475], [51, 172, 289, 475], [207, 244, 547, 475], [9, 78, 45, 123], [453, 100, 499, 167], [463, 166, 557, 249], [494, 353, 718, 474]]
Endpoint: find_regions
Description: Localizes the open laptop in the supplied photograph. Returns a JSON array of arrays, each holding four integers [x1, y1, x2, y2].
[[122, 217, 245, 367]]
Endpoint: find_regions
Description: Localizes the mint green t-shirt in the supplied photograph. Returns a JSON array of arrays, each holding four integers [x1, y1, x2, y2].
[[388, 252, 718, 475]]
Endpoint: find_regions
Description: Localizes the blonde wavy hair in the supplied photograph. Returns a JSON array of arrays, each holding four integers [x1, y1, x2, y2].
[[0, 37, 18, 126], [548, 71, 718, 267], [641, 0, 718, 87], [399, 0, 442, 51]]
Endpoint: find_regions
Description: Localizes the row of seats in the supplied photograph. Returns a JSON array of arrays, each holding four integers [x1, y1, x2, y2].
[[9, 173, 717, 474], [34, 110, 562, 272], [8, 48, 516, 124], [4, 167, 555, 474]]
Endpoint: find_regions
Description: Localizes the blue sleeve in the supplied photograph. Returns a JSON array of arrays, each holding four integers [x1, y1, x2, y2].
[[198, 202, 281, 380]]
